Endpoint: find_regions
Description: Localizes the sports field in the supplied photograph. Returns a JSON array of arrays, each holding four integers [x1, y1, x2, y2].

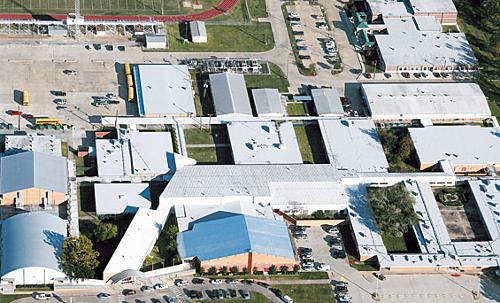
[[0, 0, 213, 15]]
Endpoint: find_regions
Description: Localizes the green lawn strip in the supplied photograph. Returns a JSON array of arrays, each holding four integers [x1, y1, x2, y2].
[[245, 63, 289, 92], [187, 147, 218, 163], [347, 255, 378, 271], [0, 295, 30, 303], [184, 127, 215, 145], [381, 234, 408, 252], [201, 292, 270, 303], [287, 103, 307, 116], [294, 125, 313, 164], [77, 183, 96, 217], [273, 284, 333, 303], [167, 23, 274, 52]]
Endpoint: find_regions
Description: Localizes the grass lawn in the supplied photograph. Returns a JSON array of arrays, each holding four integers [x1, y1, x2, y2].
[[0, 295, 30, 303], [381, 234, 408, 252], [347, 255, 378, 271], [294, 124, 328, 164], [246, 0, 268, 18], [187, 146, 233, 164], [202, 292, 270, 303], [61, 141, 68, 157], [190, 70, 215, 116], [76, 156, 85, 177], [245, 63, 290, 92], [287, 103, 307, 116], [269, 272, 329, 280], [273, 284, 333, 303], [184, 127, 215, 145], [167, 23, 274, 52]]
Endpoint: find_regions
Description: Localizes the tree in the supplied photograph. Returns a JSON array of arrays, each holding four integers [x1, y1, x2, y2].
[[241, 267, 249, 274], [220, 266, 228, 275], [93, 220, 118, 242], [268, 265, 277, 275], [292, 264, 300, 274], [60, 235, 99, 279], [367, 182, 419, 237], [279, 265, 289, 274], [230, 266, 239, 275], [208, 266, 217, 275], [312, 210, 326, 219]]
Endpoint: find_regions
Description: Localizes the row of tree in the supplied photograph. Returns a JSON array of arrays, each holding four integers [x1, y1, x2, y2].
[[199, 264, 301, 275]]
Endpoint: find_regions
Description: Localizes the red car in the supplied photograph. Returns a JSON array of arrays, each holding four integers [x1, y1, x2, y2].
[[8, 110, 22, 116], [22, 113, 34, 119]]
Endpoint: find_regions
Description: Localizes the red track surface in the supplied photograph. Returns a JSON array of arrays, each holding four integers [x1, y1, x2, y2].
[[0, 0, 238, 22]]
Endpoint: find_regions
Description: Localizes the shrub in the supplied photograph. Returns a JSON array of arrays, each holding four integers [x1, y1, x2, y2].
[[208, 266, 217, 275], [268, 265, 277, 275], [230, 266, 239, 275]]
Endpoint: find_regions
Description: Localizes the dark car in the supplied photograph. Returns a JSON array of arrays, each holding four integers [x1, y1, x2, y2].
[[228, 289, 237, 298], [52, 90, 67, 96], [257, 281, 270, 288], [241, 279, 254, 284], [105, 44, 113, 51], [270, 288, 283, 297], [299, 247, 312, 253], [122, 289, 136, 296], [192, 278, 204, 284], [335, 285, 348, 294], [299, 54, 311, 60], [401, 72, 410, 78], [93, 43, 101, 50], [373, 272, 386, 280], [189, 290, 202, 299], [333, 250, 346, 258], [118, 45, 126, 51]]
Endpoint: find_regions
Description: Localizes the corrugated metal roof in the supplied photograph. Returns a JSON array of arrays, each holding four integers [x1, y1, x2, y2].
[[209, 73, 252, 116], [311, 88, 343, 115], [252, 89, 283, 116], [1, 212, 67, 276], [177, 212, 294, 261], [0, 151, 68, 194], [189, 21, 207, 38]]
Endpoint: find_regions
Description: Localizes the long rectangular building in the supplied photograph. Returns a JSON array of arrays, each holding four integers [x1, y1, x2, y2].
[[361, 82, 491, 122]]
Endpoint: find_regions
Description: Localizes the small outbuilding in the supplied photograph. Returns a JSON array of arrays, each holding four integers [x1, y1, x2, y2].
[[145, 35, 167, 49], [189, 21, 207, 43], [252, 88, 284, 117], [311, 88, 344, 116]]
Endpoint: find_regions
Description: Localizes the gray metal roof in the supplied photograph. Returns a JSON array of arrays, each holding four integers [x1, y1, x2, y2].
[[209, 73, 252, 116], [311, 88, 344, 115], [189, 21, 207, 38], [251, 89, 284, 116], [0, 151, 68, 194], [145, 35, 166, 43], [1, 212, 67, 276]]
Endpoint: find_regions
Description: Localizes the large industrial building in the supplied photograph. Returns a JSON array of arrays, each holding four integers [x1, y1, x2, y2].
[[134, 64, 196, 117], [0, 151, 68, 207], [361, 82, 491, 122], [409, 126, 500, 174], [1, 213, 67, 285], [227, 121, 302, 165]]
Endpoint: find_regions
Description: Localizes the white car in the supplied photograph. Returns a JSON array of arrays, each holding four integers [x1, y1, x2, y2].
[[153, 283, 167, 290], [97, 293, 111, 299], [210, 279, 224, 285], [34, 293, 52, 300], [140, 285, 154, 292], [289, 12, 300, 18], [174, 279, 187, 286], [316, 263, 331, 271], [281, 295, 294, 303]]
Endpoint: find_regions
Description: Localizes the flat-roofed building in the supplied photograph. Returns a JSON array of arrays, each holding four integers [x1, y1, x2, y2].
[[135, 64, 195, 117], [407, 0, 457, 25], [5, 134, 62, 156], [362, 0, 411, 21], [252, 89, 284, 117], [94, 183, 151, 215], [1, 212, 67, 285], [319, 119, 389, 172], [189, 21, 207, 43], [227, 121, 302, 165], [0, 151, 68, 207], [409, 126, 500, 174], [361, 82, 491, 122], [311, 88, 344, 116], [375, 18, 476, 73], [145, 35, 167, 49], [209, 73, 252, 117]]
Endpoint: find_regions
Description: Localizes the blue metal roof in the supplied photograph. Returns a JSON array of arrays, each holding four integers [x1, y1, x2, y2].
[[177, 212, 294, 261]]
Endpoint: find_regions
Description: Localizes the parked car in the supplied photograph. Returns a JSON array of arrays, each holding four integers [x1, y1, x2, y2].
[[373, 272, 386, 280], [289, 12, 300, 18], [302, 265, 315, 271], [210, 279, 224, 285], [316, 22, 328, 29], [34, 293, 52, 300], [300, 252, 312, 258], [52, 90, 67, 96], [241, 290, 251, 300], [163, 296, 175, 303], [228, 289, 237, 298], [140, 285, 154, 292], [192, 278, 205, 284], [117, 45, 126, 51], [297, 45, 308, 51], [281, 295, 294, 303], [154, 283, 167, 290], [316, 263, 330, 271], [174, 279, 187, 286], [54, 98, 67, 105], [257, 281, 270, 288], [97, 293, 111, 299], [63, 69, 77, 75], [216, 289, 225, 300], [188, 290, 202, 299], [122, 289, 136, 296], [241, 279, 254, 284], [334, 285, 348, 294], [299, 247, 312, 253], [332, 250, 346, 258]]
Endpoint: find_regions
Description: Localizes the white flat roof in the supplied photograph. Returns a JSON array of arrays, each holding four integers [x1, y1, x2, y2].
[[408, 0, 457, 14], [5, 134, 61, 157], [409, 126, 500, 166], [96, 129, 175, 177], [227, 121, 303, 164], [366, 0, 410, 17], [319, 119, 389, 172], [376, 18, 476, 67], [175, 200, 276, 232], [94, 183, 151, 215], [413, 15, 442, 31], [103, 208, 169, 281], [136, 65, 195, 116], [362, 82, 491, 120]]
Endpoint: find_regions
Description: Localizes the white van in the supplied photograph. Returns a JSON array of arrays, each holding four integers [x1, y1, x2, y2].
[[281, 295, 294, 303]]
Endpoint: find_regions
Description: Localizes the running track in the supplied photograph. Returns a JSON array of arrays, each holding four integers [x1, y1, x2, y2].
[[0, 0, 238, 22]]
